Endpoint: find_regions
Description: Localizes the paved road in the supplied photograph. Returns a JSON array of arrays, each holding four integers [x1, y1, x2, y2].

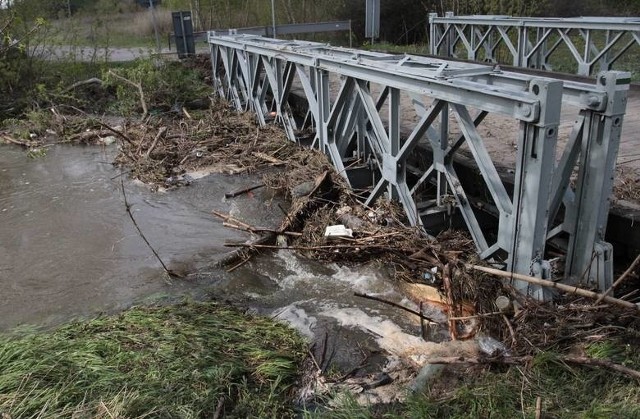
[[36, 44, 210, 62]]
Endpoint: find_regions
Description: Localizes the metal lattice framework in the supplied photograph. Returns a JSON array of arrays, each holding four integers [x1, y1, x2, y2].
[[208, 33, 629, 298], [429, 13, 640, 76]]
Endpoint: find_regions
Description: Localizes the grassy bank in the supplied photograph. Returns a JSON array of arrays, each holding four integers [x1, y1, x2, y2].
[[0, 301, 307, 418], [310, 348, 640, 418]]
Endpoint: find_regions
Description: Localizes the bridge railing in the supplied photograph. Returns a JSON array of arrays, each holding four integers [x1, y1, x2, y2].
[[170, 20, 352, 50], [429, 12, 640, 77], [207, 33, 629, 298]]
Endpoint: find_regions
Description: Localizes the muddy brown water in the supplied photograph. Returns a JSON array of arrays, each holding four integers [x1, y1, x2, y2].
[[0, 144, 273, 329], [0, 143, 457, 393]]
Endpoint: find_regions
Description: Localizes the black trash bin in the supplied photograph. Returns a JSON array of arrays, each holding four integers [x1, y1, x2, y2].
[[172, 11, 195, 59]]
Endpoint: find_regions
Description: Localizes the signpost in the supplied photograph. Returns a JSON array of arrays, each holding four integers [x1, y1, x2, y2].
[[365, 0, 380, 44]]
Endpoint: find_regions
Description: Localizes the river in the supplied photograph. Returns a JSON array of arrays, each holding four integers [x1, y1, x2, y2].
[[0, 143, 467, 399]]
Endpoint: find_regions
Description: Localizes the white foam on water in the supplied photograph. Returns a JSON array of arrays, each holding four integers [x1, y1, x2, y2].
[[271, 251, 323, 289], [272, 303, 317, 340], [320, 306, 479, 365], [331, 265, 395, 295]]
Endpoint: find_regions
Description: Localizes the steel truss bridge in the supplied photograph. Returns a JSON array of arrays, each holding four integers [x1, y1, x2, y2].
[[429, 13, 640, 77], [207, 32, 630, 299]]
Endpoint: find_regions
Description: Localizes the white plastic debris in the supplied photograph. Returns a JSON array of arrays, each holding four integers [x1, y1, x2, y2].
[[324, 224, 353, 239], [100, 136, 116, 145]]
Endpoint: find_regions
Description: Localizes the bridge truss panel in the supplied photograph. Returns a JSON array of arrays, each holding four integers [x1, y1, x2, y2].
[[429, 13, 640, 77], [208, 33, 630, 297]]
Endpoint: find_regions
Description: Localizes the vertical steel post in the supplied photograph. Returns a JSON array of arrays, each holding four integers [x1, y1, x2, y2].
[[509, 79, 563, 298], [428, 13, 438, 55], [564, 71, 630, 290]]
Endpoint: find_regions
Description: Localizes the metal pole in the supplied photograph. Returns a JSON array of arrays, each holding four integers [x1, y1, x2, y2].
[[270, 0, 276, 38], [371, 1, 375, 45], [149, 0, 161, 53]]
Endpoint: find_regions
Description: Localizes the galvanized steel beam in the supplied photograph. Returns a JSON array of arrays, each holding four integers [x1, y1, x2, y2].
[[208, 33, 629, 297], [429, 13, 640, 77]]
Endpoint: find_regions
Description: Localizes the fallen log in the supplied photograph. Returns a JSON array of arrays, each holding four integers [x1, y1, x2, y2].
[[469, 264, 639, 312]]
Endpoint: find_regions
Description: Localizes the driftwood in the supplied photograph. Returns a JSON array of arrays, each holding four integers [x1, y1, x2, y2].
[[426, 355, 640, 380], [469, 264, 640, 312], [224, 243, 396, 251], [1, 134, 33, 147], [212, 210, 301, 237]]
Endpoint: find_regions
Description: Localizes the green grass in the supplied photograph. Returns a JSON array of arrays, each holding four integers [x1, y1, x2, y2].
[[360, 42, 428, 56], [0, 301, 307, 418], [46, 9, 173, 49]]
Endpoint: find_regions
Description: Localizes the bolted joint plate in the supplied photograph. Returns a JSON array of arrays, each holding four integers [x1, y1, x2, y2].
[[382, 154, 399, 184], [597, 71, 631, 116]]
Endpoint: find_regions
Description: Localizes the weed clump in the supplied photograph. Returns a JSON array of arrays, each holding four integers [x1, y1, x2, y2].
[[0, 301, 307, 418]]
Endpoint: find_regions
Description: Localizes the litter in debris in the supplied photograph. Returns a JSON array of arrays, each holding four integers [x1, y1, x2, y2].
[[324, 224, 353, 239]]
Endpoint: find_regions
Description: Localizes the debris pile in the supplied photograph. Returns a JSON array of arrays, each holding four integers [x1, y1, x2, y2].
[[4, 97, 639, 388]]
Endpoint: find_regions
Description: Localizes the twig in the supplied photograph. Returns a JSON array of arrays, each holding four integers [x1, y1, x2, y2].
[[182, 107, 192, 120], [252, 151, 285, 165], [443, 263, 458, 340], [307, 349, 322, 372], [99, 401, 115, 419], [224, 183, 265, 199], [502, 314, 517, 346], [354, 292, 436, 323], [213, 397, 224, 419], [97, 122, 135, 146], [226, 255, 251, 272], [214, 210, 302, 237], [448, 311, 503, 320], [469, 264, 640, 311], [119, 178, 182, 278], [110, 170, 131, 180], [320, 331, 329, 373], [145, 126, 167, 158], [107, 69, 148, 119], [595, 252, 640, 304], [223, 222, 302, 237], [224, 243, 390, 250], [420, 301, 428, 340], [535, 396, 542, 419]]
